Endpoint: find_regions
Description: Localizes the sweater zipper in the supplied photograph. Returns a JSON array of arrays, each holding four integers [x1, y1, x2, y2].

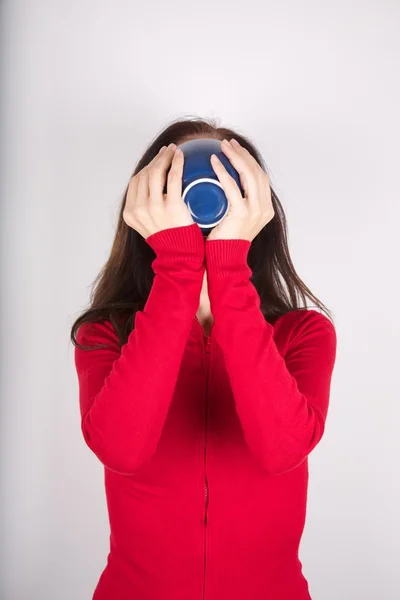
[[194, 315, 211, 600]]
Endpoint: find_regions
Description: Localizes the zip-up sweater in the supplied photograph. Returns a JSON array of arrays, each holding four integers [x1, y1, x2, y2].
[[74, 223, 337, 600]]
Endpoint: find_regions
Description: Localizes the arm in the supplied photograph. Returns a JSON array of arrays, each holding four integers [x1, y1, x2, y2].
[[74, 223, 205, 475], [205, 238, 337, 475]]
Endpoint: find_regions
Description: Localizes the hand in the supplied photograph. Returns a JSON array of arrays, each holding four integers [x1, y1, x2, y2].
[[206, 138, 274, 242], [123, 143, 194, 239]]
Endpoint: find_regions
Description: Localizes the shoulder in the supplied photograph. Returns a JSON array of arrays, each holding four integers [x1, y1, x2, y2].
[[273, 308, 337, 355], [74, 320, 121, 375], [75, 319, 119, 349], [274, 308, 336, 332]]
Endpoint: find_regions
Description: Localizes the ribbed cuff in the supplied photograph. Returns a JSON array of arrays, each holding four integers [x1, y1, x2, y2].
[[205, 239, 251, 279], [145, 223, 205, 259]]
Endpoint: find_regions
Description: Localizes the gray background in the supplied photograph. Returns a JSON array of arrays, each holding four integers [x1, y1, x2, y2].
[[1, 1, 399, 598]]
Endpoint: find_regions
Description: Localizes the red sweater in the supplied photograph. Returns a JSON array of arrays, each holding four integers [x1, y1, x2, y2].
[[74, 223, 337, 600]]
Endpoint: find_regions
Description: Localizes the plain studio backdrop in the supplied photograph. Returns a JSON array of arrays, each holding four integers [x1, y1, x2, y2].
[[1, 1, 399, 599]]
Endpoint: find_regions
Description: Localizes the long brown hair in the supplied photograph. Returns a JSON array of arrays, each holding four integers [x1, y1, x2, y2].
[[70, 115, 334, 351]]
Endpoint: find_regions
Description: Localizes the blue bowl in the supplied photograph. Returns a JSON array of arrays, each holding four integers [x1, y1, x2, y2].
[[164, 138, 244, 236]]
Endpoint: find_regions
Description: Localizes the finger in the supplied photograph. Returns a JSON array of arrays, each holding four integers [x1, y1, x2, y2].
[[210, 154, 243, 209], [165, 147, 184, 205], [148, 144, 177, 204], [125, 176, 138, 218], [220, 140, 259, 210], [148, 144, 168, 167], [136, 166, 150, 209], [127, 145, 168, 211]]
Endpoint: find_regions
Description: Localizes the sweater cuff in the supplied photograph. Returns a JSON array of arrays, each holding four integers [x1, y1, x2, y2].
[[145, 223, 205, 260], [205, 239, 252, 279]]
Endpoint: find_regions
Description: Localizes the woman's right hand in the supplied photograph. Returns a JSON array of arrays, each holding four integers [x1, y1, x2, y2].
[[123, 143, 195, 239]]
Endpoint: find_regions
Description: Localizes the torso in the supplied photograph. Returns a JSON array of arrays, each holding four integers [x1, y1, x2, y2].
[[197, 286, 213, 336], [196, 311, 214, 337]]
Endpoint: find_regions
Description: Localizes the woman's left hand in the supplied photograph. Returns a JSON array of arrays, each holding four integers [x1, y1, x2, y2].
[[206, 138, 274, 242]]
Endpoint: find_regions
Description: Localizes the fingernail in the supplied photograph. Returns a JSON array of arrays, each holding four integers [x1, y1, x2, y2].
[[222, 139, 231, 146], [159, 146, 167, 153], [230, 138, 239, 145]]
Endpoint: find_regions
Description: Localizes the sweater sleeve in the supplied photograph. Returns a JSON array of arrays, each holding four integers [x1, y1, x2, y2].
[[74, 223, 205, 475], [205, 238, 337, 476]]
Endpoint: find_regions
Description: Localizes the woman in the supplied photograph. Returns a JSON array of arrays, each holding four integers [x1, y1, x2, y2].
[[71, 116, 337, 600]]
